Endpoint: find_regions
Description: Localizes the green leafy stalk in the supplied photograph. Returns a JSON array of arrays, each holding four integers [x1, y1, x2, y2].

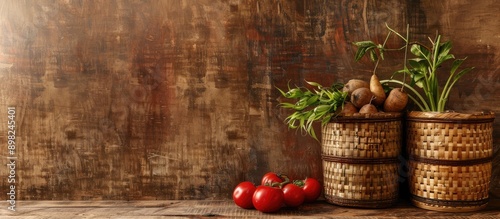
[[356, 25, 473, 112], [277, 81, 347, 140], [437, 58, 474, 111]]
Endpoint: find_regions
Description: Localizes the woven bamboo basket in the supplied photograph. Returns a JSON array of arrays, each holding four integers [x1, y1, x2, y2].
[[406, 111, 495, 212], [321, 112, 402, 208]]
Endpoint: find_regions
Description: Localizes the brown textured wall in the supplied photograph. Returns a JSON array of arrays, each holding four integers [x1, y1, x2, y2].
[[0, 0, 498, 200]]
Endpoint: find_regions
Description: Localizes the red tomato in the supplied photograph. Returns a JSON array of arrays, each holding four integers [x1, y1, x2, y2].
[[252, 185, 284, 213], [282, 183, 305, 207], [261, 172, 283, 186], [302, 178, 322, 202], [232, 181, 256, 209]]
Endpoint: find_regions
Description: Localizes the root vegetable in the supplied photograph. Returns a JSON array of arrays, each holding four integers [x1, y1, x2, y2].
[[370, 74, 386, 106], [383, 88, 408, 112], [351, 87, 373, 108], [341, 102, 358, 114], [343, 79, 369, 96], [359, 103, 378, 114]]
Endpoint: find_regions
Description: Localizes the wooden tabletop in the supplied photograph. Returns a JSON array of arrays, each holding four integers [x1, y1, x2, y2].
[[1, 198, 499, 218]]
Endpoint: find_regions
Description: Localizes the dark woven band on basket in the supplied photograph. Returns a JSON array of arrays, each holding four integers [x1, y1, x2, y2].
[[322, 154, 399, 164], [325, 194, 398, 208], [412, 195, 489, 207], [410, 155, 492, 166]]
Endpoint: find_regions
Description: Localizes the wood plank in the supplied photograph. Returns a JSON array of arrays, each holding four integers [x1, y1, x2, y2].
[[0, 199, 498, 218]]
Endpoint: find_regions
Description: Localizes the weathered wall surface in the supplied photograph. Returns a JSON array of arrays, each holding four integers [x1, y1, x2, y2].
[[0, 0, 498, 200]]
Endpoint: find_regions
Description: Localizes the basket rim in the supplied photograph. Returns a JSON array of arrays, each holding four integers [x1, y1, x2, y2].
[[330, 112, 402, 123], [407, 111, 495, 123]]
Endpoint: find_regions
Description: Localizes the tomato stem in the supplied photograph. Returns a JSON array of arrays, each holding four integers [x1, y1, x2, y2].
[[292, 179, 306, 187], [268, 174, 291, 188]]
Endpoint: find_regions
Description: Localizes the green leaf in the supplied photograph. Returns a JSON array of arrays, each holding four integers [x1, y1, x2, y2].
[[305, 113, 316, 133], [306, 95, 319, 106], [438, 41, 452, 55], [284, 88, 303, 98], [284, 113, 300, 129], [409, 69, 426, 89], [330, 102, 339, 112], [450, 58, 465, 74], [353, 41, 377, 62], [308, 128, 318, 141], [410, 44, 430, 58], [436, 41, 453, 65], [408, 59, 426, 70], [277, 87, 287, 97], [437, 54, 455, 66], [321, 114, 332, 126], [278, 102, 296, 109], [410, 44, 421, 56], [298, 111, 309, 128], [378, 47, 385, 60], [306, 80, 322, 88], [322, 90, 334, 100], [319, 96, 332, 103], [409, 57, 427, 64], [453, 67, 474, 82], [331, 82, 344, 90], [354, 46, 368, 62], [369, 50, 378, 62], [302, 90, 313, 97], [391, 69, 406, 76], [313, 105, 331, 114], [353, 41, 376, 47]]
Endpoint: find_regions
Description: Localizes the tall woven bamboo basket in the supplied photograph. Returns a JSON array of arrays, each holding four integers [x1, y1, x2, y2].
[[406, 111, 495, 212], [321, 113, 402, 208]]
